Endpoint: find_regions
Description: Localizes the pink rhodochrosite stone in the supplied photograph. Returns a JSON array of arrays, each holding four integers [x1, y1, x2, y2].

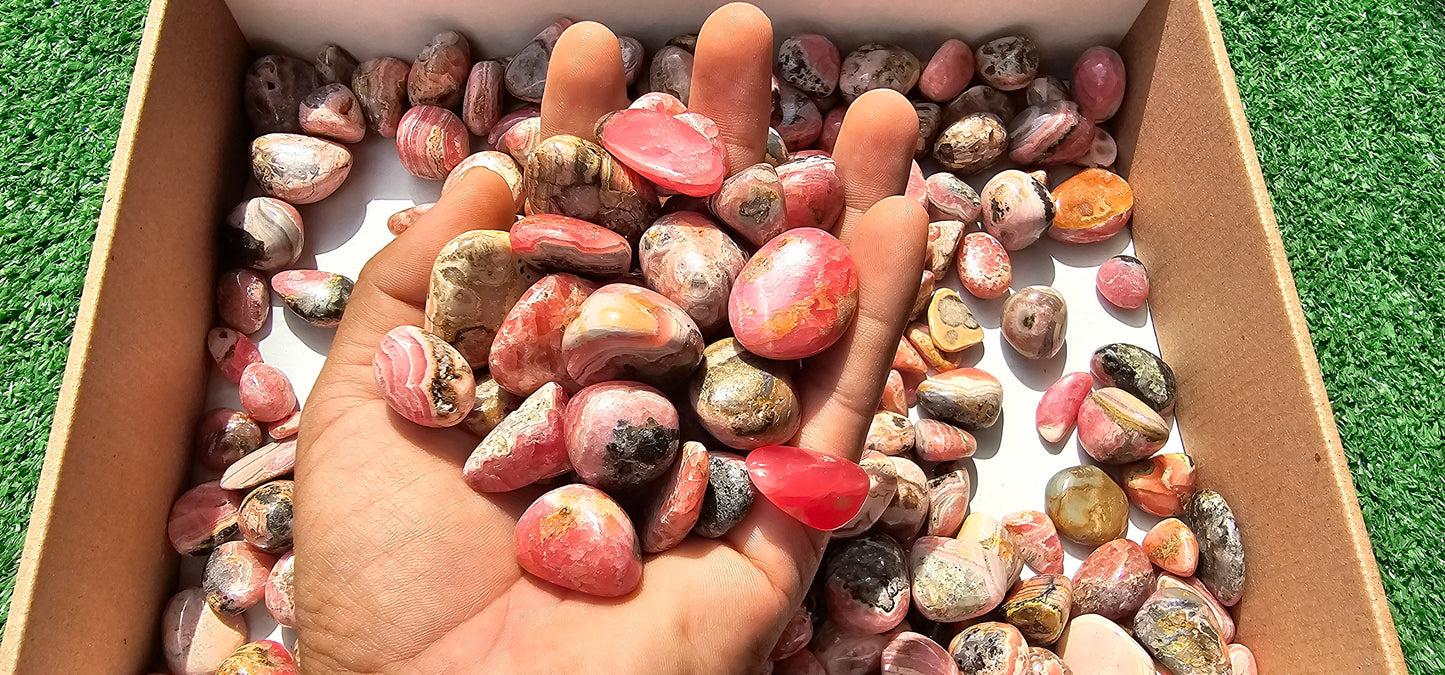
[[1097, 255, 1150, 309], [561, 283, 705, 387], [265, 550, 295, 627], [168, 481, 242, 556], [925, 465, 970, 537], [1029, 648, 1070, 675], [877, 455, 929, 542], [710, 163, 790, 247], [641, 440, 710, 553], [777, 34, 841, 98], [373, 325, 476, 428], [920, 39, 975, 103], [833, 450, 899, 537], [596, 108, 726, 197], [1036, 372, 1094, 443], [1076, 388, 1170, 464], [195, 408, 264, 472], [729, 227, 859, 360], [216, 269, 269, 334], [958, 232, 1013, 300], [1008, 101, 1095, 166], [775, 84, 823, 149], [238, 363, 297, 423], [1122, 452, 1198, 517], [514, 484, 642, 598], [1072, 539, 1156, 620], [1000, 510, 1065, 575], [462, 60, 504, 137], [203, 541, 276, 615], [510, 215, 632, 279], [220, 439, 296, 491], [565, 381, 680, 490], [637, 211, 749, 334], [913, 419, 977, 462], [1056, 614, 1154, 675], [906, 160, 928, 208], [271, 269, 353, 328], [396, 105, 470, 180], [825, 534, 911, 634], [298, 83, 366, 144], [487, 106, 539, 149], [408, 31, 470, 109], [267, 409, 300, 440], [745, 445, 869, 531], [880, 370, 907, 415], [882, 631, 959, 675], [770, 606, 815, 660], [208, 327, 263, 384], [777, 155, 844, 232], [818, 106, 846, 153], [489, 273, 598, 396], [630, 91, 688, 115], [1228, 644, 1258, 675], [1072, 46, 1127, 123], [1142, 517, 1200, 576], [162, 587, 247, 675], [909, 536, 1007, 622], [464, 382, 569, 493], [981, 170, 1055, 251], [925, 173, 982, 223], [215, 639, 297, 675]]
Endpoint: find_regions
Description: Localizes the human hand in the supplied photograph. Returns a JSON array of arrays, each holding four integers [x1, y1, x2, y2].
[[295, 5, 927, 672]]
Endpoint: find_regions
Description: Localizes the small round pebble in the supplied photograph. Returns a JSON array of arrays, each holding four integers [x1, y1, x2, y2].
[[1044, 465, 1128, 546], [866, 411, 916, 457], [777, 34, 841, 98], [168, 481, 242, 556], [1008, 101, 1095, 165], [488, 273, 597, 396], [1098, 255, 1150, 309], [925, 173, 982, 223], [637, 211, 749, 334], [920, 39, 975, 102], [649, 45, 695, 104], [221, 198, 303, 272], [250, 133, 352, 204], [506, 18, 573, 102], [770, 605, 815, 660], [838, 43, 921, 100], [1122, 452, 1198, 517], [462, 60, 505, 137], [217, 269, 270, 334], [203, 541, 276, 616], [238, 480, 293, 552], [396, 105, 469, 180], [1050, 168, 1134, 243], [1001, 286, 1068, 359], [710, 162, 789, 247], [162, 587, 248, 675], [981, 169, 1055, 251], [195, 408, 264, 473], [1073, 46, 1127, 122], [974, 36, 1040, 91], [693, 451, 756, 538], [958, 232, 1012, 300], [1035, 372, 1094, 444], [934, 113, 1007, 173], [1143, 517, 1201, 576], [917, 368, 1003, 429], [690, 338, 801, 450]]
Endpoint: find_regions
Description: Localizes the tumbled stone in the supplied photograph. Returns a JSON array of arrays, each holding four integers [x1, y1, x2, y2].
[[453, 61, 505, 137], [1036, 372, 1093, 444], [1091, 343, 1178, 415], [426, 229, 539, 367], [630, 92, 687, 115], [208, 327, 262, 384], [1183, 489, 1246, 606], [501, 116, 545, 162], [919, 39, 974, 103], [464, 383, 569, 493], [1056, 614, 1154, 675], [943, 85, 1018, 127], [1026, 76, 1071, 107], [266, 410, 300, 441], [566, 381, 679, 490], [1228, 644, 1257, 675], [1073, 46, 1127, 123], [1155, 574, 1236, 643], [1142, 518, 1199, 576], [1123, 452, 1197, 517], [882, 631, 958, 675], [216, 269, 268, 336], [1001, 574, 1073, 644], [640, 440, 709, 553], [824, 534, 911, 634], [730, 227, 858, 359], [387, 202, 433, 235], [774, 650, 827, 675], [1001, 509, 1064, 575], [1077, 388, 1170, 464], [982, 169, 1055, 250], [908, 537, 1005, 622], [596, 108, 728, 197], [407, 31, 469, 108], [462, 376, 521, 438], [203, 540, 276, 616], [244, 55, 320, 135], [162, 587, 248, 675], [511, 215, 631, 280], [168, 481, 242, 556], [1028, 648, 1070, 675], [1133, 589, 1231, 675], [1050, 168, 1135, 243], [949, 622, 1031, 675], [834, 450, 900, 538], [352, 56, 412, 138], [637, 211, 748, 334], [812, 621, 892, 674], [925, 173, 982, 223], [925, 466, 970, 537], [775, 83, 824, 150], [1001, 286, 1067, 359], [1097, 255, 1150, 310], [917, 368, 1003, 429], [924, 221, 964, 277], [914, 102, 943, 157], [374, 325, 476, 427], [689, 338, 801, 449], [839, 44, 921, 101], [747, 445, 869, 530], [298, 83, 365, 143], [195, 408, 263, 473], [907, 160, 929, 208], [505, 18, 572, 102], [958, 512, 1025, 592], [866, 412, 916, 456], [934, 113, 1007, 174], [562, 283, 704, 386], [1078, 127, 1119, 168], [215, 639, 297, 675], [220, 439, 296, 491], [1073, 539, 1155, 620], [515, 484, 642, 597], [769, 605, 814, 661], [675, 111, 727, 159], [880, 370, 908, 415], [650, 45, 695, 104], [221, 197, 304, 272], [1045, 465, 1128, 546], [488, 274, 597, 396], [1008, 101, 1095, 165], [817, 107, 846, 155], [908, 322, 959, 372], [694, 451, 755, 537], [708, 163, 790, 247], [255, 550, 293, 632], [877, 456, 930, 542], [396, 105, 470, 180], [610, 36, 644, 85], [910, 271, 937, 321], [958, 232, 1012, 300], [777, 154, 843, 232], [314, 44, 358, 86], [974, 36, 1039, 91], [525, 135, 660, 243], [251, 133, 352, 204], [271, 269, 352, 328], [239, 480, 293, 552], [777, 34, 841, 98], [239, 363, 296, 424], [487, 106, 540, 150]]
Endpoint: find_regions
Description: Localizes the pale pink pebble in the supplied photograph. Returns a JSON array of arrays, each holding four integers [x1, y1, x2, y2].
[[267, 410, 301, 440], [913, 419, 976, 462], [297, 83, 366, 143], [1001, 510, 1064, 575], [919, 40, 975, 103], [1228, 644, 1257, 675], [208, 327, 262, 384], [1055, 614, 1154, 675], [167, 481, 242, 556], [770, 606, 815, 660], [925, 466, 970, 538], [514, 484, 642, 597], [487, 106, 540, 149], [818, 106, 846, 154], [500, 115, 544, 164], [630, 91, 688, 115], [906, 160, 928, 208], [464, 382, 570, 493], [562, 283, 705, 387], [882, 631, 958, 675], [373, 325, 477, 428], [162, 587, 247, 675], [238, 363, 297, 423], [777, 154, 843, 232], [220, 439, 296, 491], [265, 550, 295, 627], [216, 269, 269, 335], [488, 273, 598, 396], [1035, 372, 1094, 443], [774, 650, 827, 675], [1072, 46, 1127, 123], [1097, 255, 1150, 309], [387, 202, 434, 235]]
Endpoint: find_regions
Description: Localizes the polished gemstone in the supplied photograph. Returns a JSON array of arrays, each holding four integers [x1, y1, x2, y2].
[[746, 445, 869, 531]]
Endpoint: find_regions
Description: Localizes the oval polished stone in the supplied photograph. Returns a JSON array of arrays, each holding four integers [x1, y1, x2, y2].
[[866, 412, 916, 457], [747, 445, 869, 531], [462, 60, 505, 137], [825, 534, 912, 634], [730, 227, 859, 360], [1143, 517, 1200, 576], [928, 289, 984, 353], [877, 456, 930, 542], [562, 283, 705, 387], [1051, 168, 1134, 244], [775, 83, 823, 149], [834, 450, 900, 538], [778, 33, 841, 98], [778, 155, 844, 232], [215, 639, 297, 675], [1001, 574, 1074, 644], [208, 327, 263, 384], [958, 232, 1012, 300], [250, 133, 352, 204], [914, 419, 977, 463], [839, 43, 921, 101], [1079, 127, 1119, 168], [265, 550, 294, 627], [617, 36, 645, 84], [463, 382, 569, 493], [689, 338, 801, 450], [396, 105, 469, 180], [221, 198, 303, 272], [1155, 574, 1236, 643], [239, 480, 293, 552], [373, 325, 476, 428], [505, 18, 572, 101], [239, 363, 297, 424], [488, 106, 540, 149], [408, 31, 469, 108], [1091, 343, 1177, 414], [1001, 286, 1068, 359], [948, 622, 1031, 675], [1077, 388, 1170, 464], [1045, 465, 1128, 546], [917, 368, 1003, 429], [1098, 255, 1150, 309], [1122, 452, 1197, 517], [298, 82, 365, 144], [1073, 539, 1155, 620], [203, 541, 275, 616], [882, 631, 958, 675], [934, 113, 1007, 174], [774, 650, 827, 675], [770, 605, 815, 661], [162, 587, 248, 675], [168, 481, 242, 556], [597, 108, 727, 197], [566, 382, 680, 490], [641, 440, 710, 553], [975, 36, 1039, 91], [1008, 101, 1095, 165], [908, 536, 1005, 622], [426, 229, 539, 368], [1133, 589, 1231, 675], [710, 163, 790, 247], [443, 150, 524, 208], [195, 408, 264, 473], [462, 376, 522, 438], [266, 410, 300, 441], [920, 39, 975, 103], [981, 170, 1054, 251], [352, 56, 410, 137], [1028, 648, 1070, 675], [925, 467, 970, 538], [271, 269, 352, 328], [925, 173, 982, 223], [220, 439, 296, 491], [649, 45, 695, 104], [1073, 46, 1127, 123], [515, 484, 642, 597], [488, 274, 597, 396], [924, 220, 964, 277], [244, 55, 319, 135], [501, 115, 545, 164], [525, 135, 660, 243], [630, 92, 686, 115], [1228, 644, 1257, 675], [1001, 509, 1065, 575], [693, 451, 755, 538], [1056, 614, 1154, 675], [638, 211, 749, 334], [1183, 489, 1247, 606]]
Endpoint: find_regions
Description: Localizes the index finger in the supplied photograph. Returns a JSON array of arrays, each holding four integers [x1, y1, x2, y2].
[[687, 3, 775, 174]]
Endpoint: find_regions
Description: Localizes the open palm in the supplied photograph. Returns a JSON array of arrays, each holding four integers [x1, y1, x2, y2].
[[295, 5, 927, 673]]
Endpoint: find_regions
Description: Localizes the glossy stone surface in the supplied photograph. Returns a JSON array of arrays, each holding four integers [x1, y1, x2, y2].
[[488, 106, 540, 149], [196, 408, 264, 473], [1001, 286, 1068, 359], [908, 324, 961, 376], [374, 325, 476, 428], [168, 481, 242, 556], [162, 587, 248, 675], [974, 36, 1039, 91], [562, 283, 705, 386], [775, 84, 824, 150], [694, 451, 755, 537], [1156, 574, 1236, 643], [462, 60, 504, 137], [914, 419, 977, 463], [641, 440, 710, 553], [914, 102, 943, 157], [1055, 614, 1154, 675], [239, 481, 293, 552], [407, 31, 469, 108], [1072, 539, 1155, 620], [597, 108, 728, 197], [825, 534, 911, 634], [882, 631, 958, 675], [907, 160, 929, 208], [566, 381, 679, 490], [919, 40, 974, 103], [512, 215, 631, 280], [203, 541, 275, 615], [924, 220, 964, 277], [730, 227, 858, 359], [238, 363, 296, 424], [266, 410, 300, 440], [1123, 453, 1197, 517], [943, 85, 1018, 126], [208, 327, 263, 384], [747, 445, 869, 530], [1078, 127, 1119, 168], [1077, 388, 1169, 464], [778, 34, 841, 98], [1001, 509, 1064, 575], [426, 229, 539, 367], [917, 368, 1003, 429], [298, 83, 365, 144], [1050, 168, 1135, 244], [462, 376, 521, 438], [221, 198, 304, 272], [818, 107, 846, 154], [866, 411, 916, 456], [1091, 343, 1177, 414], [387, 202, 433, 235], [834, 450, 900, 538], [515, 484, 642, 597], [908, 536, 1004, 622], [894, 337, 929, 383], [396, 105, 470, 180], [444, 151, 524, 208], [981, 170, 1055, 251], [631, 92, 687, 115], [1036, 372, 1094, 444], [839, 44, 921, 101], [220, 439, 296, 491], [910, 271, 936, 322], [925, 173, 982, 224], [1073, 46, 1127, 123], [778, 155, 844, 232], [617, 36, 645, 84], [1028, 648, 1071, 675], [709, 163, 790, 247], [351, 56, 410, 138], [878, 456, 930, 542], [1001, 574, 1074, 644], [1097, 255, 1150, 309], [958, 512, 1026, 592], [689, 338, 801, 449], [265, 550, 294, 627], [215, 640, 297, 675], [933, 113, 1007, 174], [314, 44, 357, 85], [768, 605, 814, 661], [1143, 518, 1199, 576], [880, 370, 908, 415], [774, 650, 827, 675], [464, 383, 569, 493], [958, 232, 1012, 300], [638, 212, 748, 334], [948, 622, 1031, 675], [1183, 489, 1247, 606], [244, 55, 319, 135], [502, 117, 545, 163], [488, 274, 597, 396], [1008, 101, 1095, 165], [525, 135, 660, 243], [1133, 589, 1231, 675], [251, 133, 352, 204], [1045, 465, 1129, 546], [812, 621, 892, 674], [1026, 76, 1071, 107], [675, 111, 727, 160], [506, 18, 573, 102], [271, 269, 352, 328], [649, 44, 694, 104], [1228, 644, 1257, 675], [925, 466, 970, 537]]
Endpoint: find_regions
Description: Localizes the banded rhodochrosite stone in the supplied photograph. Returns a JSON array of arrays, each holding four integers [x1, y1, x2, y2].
[[265, 550, 294, 627], [298, 83, 365, 144], [866, 412, 916, 456], [746, 445, 869, 530], [1036, 372, 1094, 443], [500, 117, 544, 164], [913, 419, 977, 463], [271, 270, 353, 328], [770, 606, 815, 660], [464, 383, 569, 493], [195, 408, 264, 472], [907, 160, 929, 208], [1001, 509, 1065, 575], [958, 512, 1026, 594], [396, 105, 469, 180], [909, 536, 1006, 622], [839, 43, 921, 100], [1097, 255, 1150, 309], [924, 220, 964, 277], [524, 135, 660, 243], [924, 173, 981, 223], [1050, 168, 1134, 244], [263, 407, 299, 440], [1091, 343, 1178, 414], [217, 269, 269, 335], [515, 484, 642, 598], [507, 19, 573, 102], [239, 364, 297, 423], [917, 368, 1003, 429], [1183, 489, 1247, 606], [566, 382, 680, 490], [489, 273, 597, 396], [1001, 574, 1074, 644], [208, 328, 263, 384], [596, 109, 727, 197], [250, 133, 352, 204], [203, 541, 276, 615], [426, 229, 539, 368], [834, 450, 899, 538], [1008, 101, 1095, 165], [462, 376, 521, 438], [944, 84, 1018, 126], [949, 622, 1031, 675], [510, 215, 631, 279], [1045, 465, 1129, 546], [1072, 539, 1155, 620], [1001, 286, 1068, 359], [168, 481, 242, 556], [730, 227, 859, 360], [408, 31, 469, 108], [982, 170, 1055, 251], [220, 439, 296, 491], [777, 34, 841, 97], [162, 587, 248, 675], [934, 113, 1007, 173], [649, 45, 695, 103], [463, 60, 504, 137], [238, 480, 293, 552], [373, 325, 476, 428], [443, 151, 524, 208], [958, 232, 1012, 300], [641, 440, 710, 553], [1132, 589, 1231, 675], [882, 631, 958, 675], [694, 451, 755, 538], [215, 640, 297, 675], [825, 534, 911, 634], [488, 106, 540, 150], [975, 36, 1039, 91], [244, 55, 320, 135], [1143, 518, 1200, 576], [690, 338, 801, 449], [710, 163, 790, 247], [777, 155, 844, 232], [638, 211, 749, 334], [562, 283, 704, 387], [1076, 388, 1170, 464], [222, 198, 303, 272], [1122, 452, 1197, 517], [1073, 46, 1127, 123], [352, 56, 410, 138], [1056, 614, 1154, 675], [925, 465, 970, 537]]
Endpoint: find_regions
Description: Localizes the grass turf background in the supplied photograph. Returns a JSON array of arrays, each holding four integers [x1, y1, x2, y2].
[[0, 0, 1441, 668]]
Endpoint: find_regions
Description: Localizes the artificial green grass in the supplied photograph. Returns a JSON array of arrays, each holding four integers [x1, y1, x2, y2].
[[0, 0, 1441, 669]]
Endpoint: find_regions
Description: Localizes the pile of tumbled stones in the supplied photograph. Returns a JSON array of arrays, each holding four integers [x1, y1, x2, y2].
[[159, 19, 1253, 675]]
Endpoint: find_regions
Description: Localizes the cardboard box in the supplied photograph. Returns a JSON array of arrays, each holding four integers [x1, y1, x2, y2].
[[0, 0, 1408, 672]]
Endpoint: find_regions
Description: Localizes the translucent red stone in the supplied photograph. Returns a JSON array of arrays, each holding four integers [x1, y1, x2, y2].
[[208, 327, 263, 384], [745, 445, 869, 531], [464, 382, 569, 493], [730, 227, 859, 360], [1036, 372, 1094, 444], [1122, 452, 1198, 517], [596, 108, 727, 197], [514, 484, 642, 598]]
